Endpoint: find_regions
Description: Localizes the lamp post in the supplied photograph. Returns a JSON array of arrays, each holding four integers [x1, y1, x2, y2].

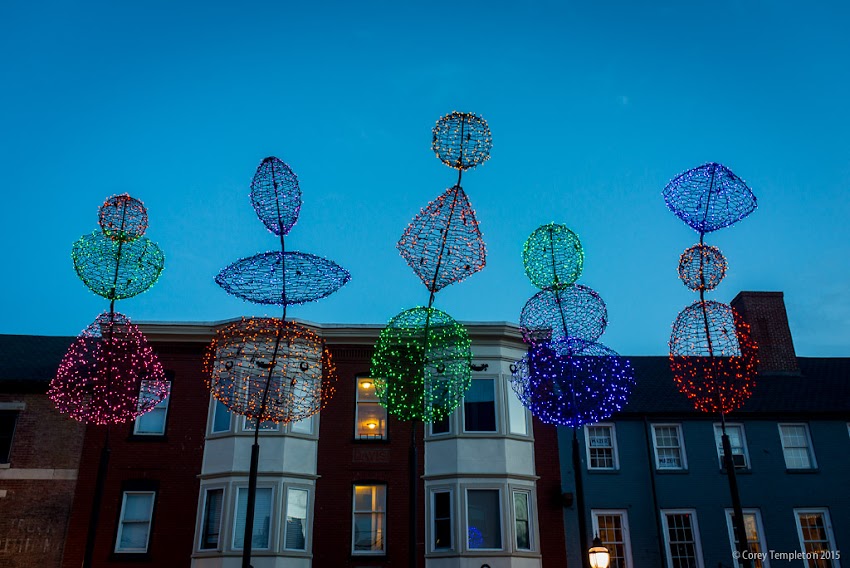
[[588, 535, 610, 568]]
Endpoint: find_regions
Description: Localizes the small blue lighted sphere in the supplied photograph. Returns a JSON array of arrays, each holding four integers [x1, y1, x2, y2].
[[511, 338, 634, 427], [522, 223, 584, 289]]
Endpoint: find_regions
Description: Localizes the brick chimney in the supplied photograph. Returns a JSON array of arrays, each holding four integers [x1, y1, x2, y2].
[[731, 291, 799, 375]]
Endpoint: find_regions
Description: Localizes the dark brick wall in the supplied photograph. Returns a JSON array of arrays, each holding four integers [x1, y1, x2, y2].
[[0, 393, 85, 568], [313, 344, 425, 568], [532, 419, 567, 568], [731, 291, 799, 374], [61, 342, 209, 568]]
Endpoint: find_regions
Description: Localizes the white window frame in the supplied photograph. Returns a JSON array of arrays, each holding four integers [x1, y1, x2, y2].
[[779, 423, 817, 469], [430, 413, 452, 436], [506, 383, 529, 436], [133, 380, 170, 435], [289, 414, 314, 435], [512, 489, 532, 551], [714, 423, 750, 469], [652, 424, 688, 470], [115, 491, 156, 553], [210, 398, 232, 434], [283, 486, 311, 552], [430, 488, 453, 552], [352, 483, 386, 555], [592, 509, 634, 568], [794, 508, 840, 567], [355, 377, 387, 440], [198, 486, 225, 551], [586, 423, 619, 470], [463, 377, 498, 433], [232, 485, 274, 551], [725, 509, 769, 568], [465, 487, 504, 551], [660, 509, 704, 568]]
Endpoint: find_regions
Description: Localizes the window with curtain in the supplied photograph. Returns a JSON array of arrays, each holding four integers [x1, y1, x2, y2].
[[200, 488, 223, 550], [513, 491, 531, 551], [592, 510, 632, 568], [233, 487, 272, 550]]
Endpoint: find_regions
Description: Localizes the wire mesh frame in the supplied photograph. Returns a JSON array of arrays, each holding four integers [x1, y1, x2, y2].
[[511, 338, 634, 428], [72, 231, 165, 300], [250, 156, 302, 236], [662, 162, 757, 234], [669, 301, 758, 414], [98, 194, 148, 242], [397, 185, 486, 292], [678, 243, 727, 291], [371, 307, 472, 423], [48, 312, 169, 425], [522, 223, 584, 290], [519, 284, 608, 345], [432, 111, 493, 171], [203, 318, 337, 423]]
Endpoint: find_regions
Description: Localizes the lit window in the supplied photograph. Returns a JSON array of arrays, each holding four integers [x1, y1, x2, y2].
[[466, 489, 502, 550], [795, 509, 838, 568], [432, 490, 452, 551], [507, 388, 528, 435], [652, 424, 687, 470], [199, 488, 223, 550], [284, 488, 309, 551], [464, 378, 496, 432], [725, 510, 768, 568], [513, 491, 531, 551], [714, 424, 749, 469], [779, 424, 817, 469], [586, 424, 618, 470], [353, 484, 386, 554], [0, 410, 18, 464], [592, 510, 633, 568], [211, 399, 231, 433], [356, 377, 386, 439], [661, 510, 703, 568], [233, 487, 272, 550], [115, 491, 156, 553], [134, 379, 171, 435]]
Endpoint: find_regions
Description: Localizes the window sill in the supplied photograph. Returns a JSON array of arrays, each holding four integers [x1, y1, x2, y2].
[[0, 463, 10, 469], [109, 551, 151, 562], [587, 468, 620, 474], [655, 468, 689, 474], [127, 434, 168, 442], [352, 437, 389, 443], [719, 468, 751, 474], [785, 468, 819, 474]]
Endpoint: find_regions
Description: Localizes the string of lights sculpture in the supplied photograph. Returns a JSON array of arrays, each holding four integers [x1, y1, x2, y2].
[[371, 111, 490, 565], [663, 162, 759, 567], [207, 156, 349, 568], [48, 194, 167, 568], [510, 223, 634, 563]]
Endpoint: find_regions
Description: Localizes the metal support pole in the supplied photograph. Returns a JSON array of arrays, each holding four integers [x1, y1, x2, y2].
[[83, 433, 111, 568], [572, 428, 590, 568], [409, 420, 419, 568], [241, 441, 260, 568], [722, 430, 751, 568]]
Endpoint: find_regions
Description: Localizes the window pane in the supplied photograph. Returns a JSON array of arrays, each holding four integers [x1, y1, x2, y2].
[[664, 513, 699, 568], [588, 426, 615, 469], [431, 416, 450, 435], [781, 425, 813, 469], [212, 399, 231, 433], [233, 487, 272, 549], [356, 378, 387, 439], [0, 411, 17, 463], [244, 416, 279, 431], [464, 379, 496, 432], [514, 492, 530, 550], [135, 380, 169, 435], [467, 489, 501, 549], [507, 389, 528, 435], [119, 523, 149, 550], [595, 513, 628, 568], [116, 492, 154, 553], [434, 492, 452, 550], [201, 489, 223, 549], [285, 488, 308, 550], [124, 493, 154, 520], [353, 484, 386, 553], [291, 415, 313, 434]]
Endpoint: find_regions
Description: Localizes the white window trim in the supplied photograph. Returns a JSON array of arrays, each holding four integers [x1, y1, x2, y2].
[[210, 397, 232, 434], [283, 485, 311, 552], [430, 488, 454, 552], [133, 381, 170, 435], [652, 424, 688, 470], [714, 423, 750, 470], [115, 491, 156, 553], [660, 509, 704, 568], [464, 487, 504, 552], [591, 509, 634, 568], [725, 508, 769, 568], [778, 423, 818, 469], [352, 483, 387, 555], [463, 376, 499, 434], [232, 485, 275, 551], [585, 423, 619, 471], [794, 508, 840, 567], [511, 489, 533, 552], [198, 485, 226, 552]]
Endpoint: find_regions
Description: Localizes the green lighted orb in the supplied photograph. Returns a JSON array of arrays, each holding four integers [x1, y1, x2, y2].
[[371, 307, 472, 422], [522, 223, 584, 289]]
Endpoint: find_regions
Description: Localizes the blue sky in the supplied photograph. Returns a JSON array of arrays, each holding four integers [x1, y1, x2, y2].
[[1, 0, 848, 355]]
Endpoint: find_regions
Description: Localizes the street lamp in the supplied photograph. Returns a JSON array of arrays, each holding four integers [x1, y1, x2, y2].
[[588, 535, 610, 568]]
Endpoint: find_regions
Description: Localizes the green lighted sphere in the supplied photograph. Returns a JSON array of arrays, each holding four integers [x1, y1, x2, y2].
[[371, 307, 471, 422], [522, 223, 584, 289]]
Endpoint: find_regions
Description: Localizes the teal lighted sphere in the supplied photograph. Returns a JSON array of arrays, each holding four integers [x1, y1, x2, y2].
[[522, 223, 584, 289], [371, 307, 471, 423]]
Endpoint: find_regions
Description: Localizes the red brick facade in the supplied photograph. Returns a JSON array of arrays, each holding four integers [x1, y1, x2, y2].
[[731, 291, 799, 374]]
